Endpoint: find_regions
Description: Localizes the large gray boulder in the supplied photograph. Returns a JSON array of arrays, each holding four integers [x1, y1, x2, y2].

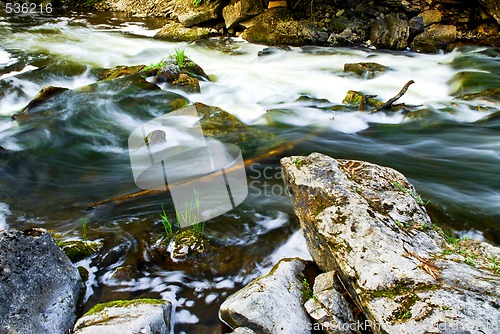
[[220, 258, 312, 334], [0, 228, 84, 334], [281, 153, 500, 334], [73, 299, 171, 334]]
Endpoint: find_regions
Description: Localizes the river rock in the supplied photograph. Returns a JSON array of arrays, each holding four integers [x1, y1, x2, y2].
[[241, 8, 329, 46], [222, 0, 264, 29], [73, 299, 171, 334], [455, 88, 500, 101], [411, 24, 457, 53], [95, 0, 173, 17], [169, 0, 223, 27], [230, 328, 256, 334], [0, 228, 84, 334], [219, 258, 312, 333], [304, 272, 358, 334], [281, 153, 500, 334], [58, 239, 103, 262], [343, 62, 388, 79], [21, 86, 68, 113], [155, 21, 215, 42], [100, 64, 146, 80], [370, 13, 409, 50]]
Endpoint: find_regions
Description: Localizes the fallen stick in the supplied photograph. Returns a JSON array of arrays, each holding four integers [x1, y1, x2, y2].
[[371, 80, 415, 112]]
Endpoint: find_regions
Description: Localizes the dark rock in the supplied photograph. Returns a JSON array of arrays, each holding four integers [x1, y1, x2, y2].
[[408, 16, 424, 39], [222, 0, 264, 29], [241, 8, 329, 46], [220, 258, 312, 333], [411, 24, 457, 53], [151, 229, 256, 277], [0, 228, 84, 334], [370, 13, 409, 50], [478, 0, 500, 25], [21, 86, 68, 112], [343, 62, 388, 79], [281, 153, 500, 334], [73, 299, 171, 333], [155, 64, 181, 83]]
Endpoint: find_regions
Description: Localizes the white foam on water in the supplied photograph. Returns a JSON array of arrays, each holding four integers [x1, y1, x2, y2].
[[0, 49, 12, 65], [0, 203, 11, 230], [0, 65, 38, 80]]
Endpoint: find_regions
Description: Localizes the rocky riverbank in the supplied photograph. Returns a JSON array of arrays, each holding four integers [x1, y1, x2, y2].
[[220, 153, 500, 333], [63, 0, 500, 52]]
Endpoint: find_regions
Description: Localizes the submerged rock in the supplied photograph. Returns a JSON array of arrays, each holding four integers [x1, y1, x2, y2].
[[455, 88, 500, 102], [99, 64, 146, 81], [21, 86, 68, 112], [73, 299, 171, 334], [281, 153, 500, 334], [0, 228, 84, 334], [220, 258, 312, 333]]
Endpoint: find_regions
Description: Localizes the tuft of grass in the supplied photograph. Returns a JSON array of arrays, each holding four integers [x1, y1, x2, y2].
[[160, 204, 174, 237], [491, 257, 500, 274], [82, 218, 88, 241], [294, 157, 303, 170], [465, 257, 476, 267], [143, 60, 169, 72], [174, 48, 185, 68], [298, 277, 317, 302], [393, 181, 430, 206]]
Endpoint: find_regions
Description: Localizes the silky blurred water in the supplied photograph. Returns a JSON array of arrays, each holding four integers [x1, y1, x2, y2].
[[0, 9, 499, 333]]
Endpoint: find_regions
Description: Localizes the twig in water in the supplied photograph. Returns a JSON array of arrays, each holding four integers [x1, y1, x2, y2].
[[371, 80, 415, 112]]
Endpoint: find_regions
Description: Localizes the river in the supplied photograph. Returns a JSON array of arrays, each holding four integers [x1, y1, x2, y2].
[[0, 9, 499, 334]]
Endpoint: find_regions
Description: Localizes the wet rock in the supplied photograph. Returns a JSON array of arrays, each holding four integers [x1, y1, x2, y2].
[[241, 8, 329, 46], [0, 228, 84, 334], [155, 64, 181, 83], [455, 88, 500, 102], [95, 0, 173, 17], [21, 86, 68, 113], [170, 0, 223, 27], [304, 272, 358, 334], [327, 24, 367, 47], [151, 229, 256, 277], [343, 62, 388, 79], [111, 265, 140, 280], [100, 64, 146, 80], [73, 299, 171, 334], [220, 258, 312, 333], [281, 153, 500, 334], [418, 9, 442, 27], [168, 73, 199, 93], [408, 16, 424, 39], [342, 90, 383, 109], [222, 0, 264, 29], [411, 24, 457, 53], [156, 22, 215, 42], [370, 13, 409, 50], [57, 239, 103, 263]]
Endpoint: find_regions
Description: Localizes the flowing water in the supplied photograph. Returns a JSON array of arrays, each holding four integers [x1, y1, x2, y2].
[[0, 9, 499, 334]]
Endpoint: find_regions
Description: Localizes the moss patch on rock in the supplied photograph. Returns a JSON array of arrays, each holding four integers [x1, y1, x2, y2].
[[84, 298, 165, 316]]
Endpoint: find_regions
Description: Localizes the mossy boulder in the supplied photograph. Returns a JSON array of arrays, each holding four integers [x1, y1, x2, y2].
[[455, 88, 500, 102], [411, 24, 457, 53], [342, 90, 383, 109], [99, 64, 146, 81], [74, 299, 171, 334], [57, 239, 103, 262], [171, 73, 200, 93]]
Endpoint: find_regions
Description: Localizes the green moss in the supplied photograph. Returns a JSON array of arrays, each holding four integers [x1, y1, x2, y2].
[[57, 239, 102, 262], [84, 299, 165, 316], [391, 293, 419, 322]]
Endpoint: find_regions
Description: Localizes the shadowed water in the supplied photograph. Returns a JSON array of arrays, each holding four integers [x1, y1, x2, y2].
[[0, 9, 499, 333]]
